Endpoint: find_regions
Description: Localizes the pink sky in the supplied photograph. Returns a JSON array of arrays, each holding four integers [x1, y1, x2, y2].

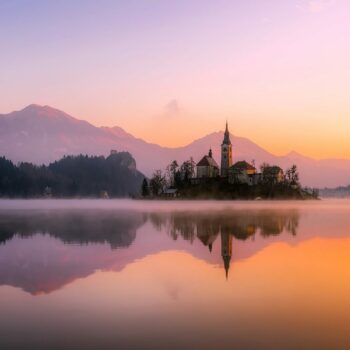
[[1, 1, 350, 159]]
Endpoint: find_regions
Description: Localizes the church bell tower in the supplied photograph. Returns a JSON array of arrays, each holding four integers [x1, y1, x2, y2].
[[221, 121, 232, 177]]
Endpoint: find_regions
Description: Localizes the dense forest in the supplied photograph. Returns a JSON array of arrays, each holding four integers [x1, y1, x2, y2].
[[0, 152, 144, 198]]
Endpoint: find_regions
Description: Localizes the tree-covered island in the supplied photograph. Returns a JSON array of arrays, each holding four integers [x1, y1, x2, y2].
[[143, 122, 319, 200]]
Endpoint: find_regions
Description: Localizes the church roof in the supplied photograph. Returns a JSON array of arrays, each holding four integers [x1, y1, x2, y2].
[[230, 161, 256, 172], [197, 155, 219, 168]]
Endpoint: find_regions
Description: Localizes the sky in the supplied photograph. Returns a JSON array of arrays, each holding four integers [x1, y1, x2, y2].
[[1, 0, 350, 159]]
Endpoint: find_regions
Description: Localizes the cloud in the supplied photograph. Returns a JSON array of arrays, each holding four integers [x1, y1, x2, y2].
[[296, 0, 336, 13], [163, 99, 181, 117]]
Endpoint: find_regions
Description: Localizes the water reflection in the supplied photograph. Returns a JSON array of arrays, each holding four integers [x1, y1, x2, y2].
[[148, 210, 299, 278], [3, 202, 350, 349], [0, 210, 145, 248], [151, 210, 299, 241], [0, 209, 300, 294]]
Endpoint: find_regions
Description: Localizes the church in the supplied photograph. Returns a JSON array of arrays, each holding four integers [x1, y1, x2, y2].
[[196, 121, 234, 179], [195, 121, 284, 185], [196, 121, 259, 184]]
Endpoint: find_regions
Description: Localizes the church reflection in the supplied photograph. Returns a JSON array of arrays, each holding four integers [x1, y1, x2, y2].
[[221, 230, 232, 279], [149, 210, 299, 278]]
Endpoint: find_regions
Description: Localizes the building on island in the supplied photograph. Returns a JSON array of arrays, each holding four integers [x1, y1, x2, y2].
[[221, 121, 232, 177], [262, 165, 284, 184], [192, 121, 284, 186], [228, 160, 260, 185], [196, 149, 219, 178], [195, 122, 232, 180]]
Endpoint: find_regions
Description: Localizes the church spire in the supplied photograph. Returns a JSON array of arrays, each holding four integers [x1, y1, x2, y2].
[[221, 121, 233, 177], [223, 121, 231, 145]]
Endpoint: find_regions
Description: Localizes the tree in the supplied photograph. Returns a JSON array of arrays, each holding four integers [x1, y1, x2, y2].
[[149, 170, 166, 196], [166, 160, 179, 187], [180, 157, 196, 182], [260, 162, 272, 185], [285, 164, 300, 188], [141, 178, 149, 197], [260, 162, 270, 173], [174, 169, 183, 188]]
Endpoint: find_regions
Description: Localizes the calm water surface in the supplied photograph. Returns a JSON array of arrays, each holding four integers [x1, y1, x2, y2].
[[1, 199, 350, 350]]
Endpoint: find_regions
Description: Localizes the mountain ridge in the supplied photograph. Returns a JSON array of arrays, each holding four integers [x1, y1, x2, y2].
[[1, 104, 350, 188]]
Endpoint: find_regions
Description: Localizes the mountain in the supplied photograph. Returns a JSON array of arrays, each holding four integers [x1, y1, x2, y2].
[[1, 104, 350, 188]]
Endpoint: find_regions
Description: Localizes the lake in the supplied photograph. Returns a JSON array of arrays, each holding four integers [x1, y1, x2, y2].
[[1, 199, 350, 349]]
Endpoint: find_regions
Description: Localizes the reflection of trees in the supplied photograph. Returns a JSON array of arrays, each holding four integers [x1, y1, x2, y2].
[[148, 213, 167, 232], [258, 211, 298, 237], [0, 209, 299, 249], [170, 215, 196, 243], [147, 210, 300, 246], [0, 211, 145, 249]]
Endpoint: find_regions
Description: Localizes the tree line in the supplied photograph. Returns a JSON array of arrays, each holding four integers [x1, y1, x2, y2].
[[142, 158, 196, 197], [0, 152, 144, 198]]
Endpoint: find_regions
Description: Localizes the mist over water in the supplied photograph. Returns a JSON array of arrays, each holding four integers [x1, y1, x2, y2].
[[1, 199, 350, 350], [0, 198, 348, 211]]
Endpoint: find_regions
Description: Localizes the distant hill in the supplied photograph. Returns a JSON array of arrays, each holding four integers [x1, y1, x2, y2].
[[319, 185, 350, 198], [1, 104, 350, 188]]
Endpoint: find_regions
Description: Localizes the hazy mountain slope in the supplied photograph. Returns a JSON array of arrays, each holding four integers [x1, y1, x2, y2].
[[0, 104, 118, 164], [1, 104, 350, 187]]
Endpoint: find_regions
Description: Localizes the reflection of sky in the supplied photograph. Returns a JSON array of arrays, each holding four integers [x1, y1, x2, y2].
[[1, 200, 350, 296], [1, 201, 350, 348], [2, 235, 350, 348], [1, 1, 350, 158]]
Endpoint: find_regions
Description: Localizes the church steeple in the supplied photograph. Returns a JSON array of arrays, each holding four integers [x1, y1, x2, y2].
[[221, 230, 232, 280], [223, 121, 231, 145], [221, 121, 233, 177]]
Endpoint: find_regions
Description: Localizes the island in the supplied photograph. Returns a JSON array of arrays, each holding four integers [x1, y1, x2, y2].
[[142, 122, 319, 200]]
